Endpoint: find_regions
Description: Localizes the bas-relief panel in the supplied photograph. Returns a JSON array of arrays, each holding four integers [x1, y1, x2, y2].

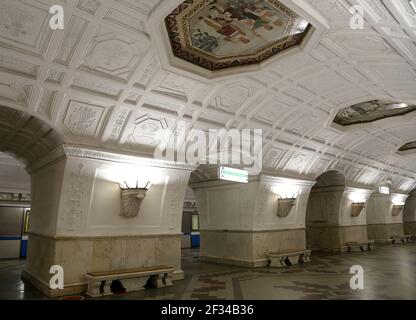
[[64, 101, 105, 137], [166, 0, 311, 70], [334, 100, 416, 126]]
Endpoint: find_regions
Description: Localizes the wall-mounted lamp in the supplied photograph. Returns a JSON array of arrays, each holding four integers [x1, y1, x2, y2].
[[392, 205, 404, 217], [351, 202, 365, 217], [348, 191, 368, 217], [119, 181, 150, 218], [272, 184, 300, 218], [277, 197, 297, 217]]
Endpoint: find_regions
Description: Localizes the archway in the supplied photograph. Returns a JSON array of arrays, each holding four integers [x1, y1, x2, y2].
[[404, 189, 416, 236], [305, 170, 371, 252], [0, 105, 65, 288]]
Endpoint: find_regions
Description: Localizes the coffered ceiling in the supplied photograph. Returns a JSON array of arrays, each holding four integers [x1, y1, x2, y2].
[[1, 0, 416, 192]]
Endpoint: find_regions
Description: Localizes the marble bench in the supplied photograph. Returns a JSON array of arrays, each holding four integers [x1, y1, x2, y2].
[[391, 235, 412, 244], [375, 235, 412, 244], [85, 265, 174, 297], [346, 240, 375, 252], [267, 250, 311, 267]]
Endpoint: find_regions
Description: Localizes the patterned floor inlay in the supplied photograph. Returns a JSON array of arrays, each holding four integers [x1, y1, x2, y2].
[[1, 244, 416, 300]]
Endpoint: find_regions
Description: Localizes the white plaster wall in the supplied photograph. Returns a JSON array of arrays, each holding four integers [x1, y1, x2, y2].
[[193, 176, 314, 232], [307, 186, 372, 227], [367, 193, 408, 225], [55, 156, 192, 237], [338, 188, 373, 227]]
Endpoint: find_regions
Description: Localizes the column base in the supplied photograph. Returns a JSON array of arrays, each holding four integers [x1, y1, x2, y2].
[[306, 225, 368, 252], [199, 229, 306, 268], [367, 223, 404, 241]]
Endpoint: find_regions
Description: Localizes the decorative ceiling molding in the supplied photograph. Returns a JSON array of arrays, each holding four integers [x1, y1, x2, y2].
[[0, 0, 416, 192]]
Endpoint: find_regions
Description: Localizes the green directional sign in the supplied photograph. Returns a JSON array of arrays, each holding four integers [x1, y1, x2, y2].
[[218, 166, 248, 183]]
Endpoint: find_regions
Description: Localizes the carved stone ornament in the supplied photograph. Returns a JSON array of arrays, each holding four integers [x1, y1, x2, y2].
[[277, 198, 296, 218], [392, 205, 404, 217], [351, 203, 365, 218], [120, 188, 148, 218]]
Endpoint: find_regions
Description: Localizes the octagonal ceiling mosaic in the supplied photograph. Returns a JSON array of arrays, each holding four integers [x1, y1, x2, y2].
[[399, 141, 416, 152], [165, 0, 311, 71], [334, 100, 416, 126]]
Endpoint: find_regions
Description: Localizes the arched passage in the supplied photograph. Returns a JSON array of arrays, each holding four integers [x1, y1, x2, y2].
[[305, 171, 372, 251], [404, 189, 416, 236], [0, 105, 65, 288]]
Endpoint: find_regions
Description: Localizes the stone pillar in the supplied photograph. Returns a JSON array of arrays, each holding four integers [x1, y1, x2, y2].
[[191, 174, 315, 267], [22, 146, 194, 297], [404, 191, 416, 236], [306, 186, 372, 252], [366, 192, 409, 241]]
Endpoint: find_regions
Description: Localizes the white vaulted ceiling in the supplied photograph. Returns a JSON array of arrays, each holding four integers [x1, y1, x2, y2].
[[0, 0, 416, 192]]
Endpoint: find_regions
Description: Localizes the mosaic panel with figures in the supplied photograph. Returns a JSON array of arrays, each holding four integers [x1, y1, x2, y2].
[[165, 0, 311, 71], [334, 100, 416, 126]]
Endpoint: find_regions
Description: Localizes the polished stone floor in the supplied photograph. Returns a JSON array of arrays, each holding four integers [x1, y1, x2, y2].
[[1, 243, 416, 300]]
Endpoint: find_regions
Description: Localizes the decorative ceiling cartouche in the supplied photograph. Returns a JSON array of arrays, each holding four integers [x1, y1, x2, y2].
[[334, 100, 416, 126], [165, 0, 311, 71]]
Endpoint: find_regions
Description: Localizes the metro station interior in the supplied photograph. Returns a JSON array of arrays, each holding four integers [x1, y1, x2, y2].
[[1, 0, 416, 300]]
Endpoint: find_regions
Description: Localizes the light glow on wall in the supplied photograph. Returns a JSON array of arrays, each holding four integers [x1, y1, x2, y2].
[[100, 164, 164, 188], [348, 192, 366, 203], [391, 195, 406, 206], [272, 183, 300, 199]]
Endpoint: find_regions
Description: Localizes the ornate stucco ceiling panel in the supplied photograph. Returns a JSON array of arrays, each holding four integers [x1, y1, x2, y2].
[[54, 16, 88, 66], [253, 99, 291, 125], [81, 27, 149, 81], [153, 72, 200, 101], [36, 88, 57, 121], [211, 82, 258, 114], [71, 75, 122, 100], [124, 113, 174, 149], [62, 100, 106, 138], [76, 0, 102, 15], [327, 34, 395, 57], [263, 146, 286, 168], [308, 0, 352, 24], [0, 54, 39, 79], [0, 81, 31, 107], [301, 71, 351, 95], [0, 0, 52, 57]]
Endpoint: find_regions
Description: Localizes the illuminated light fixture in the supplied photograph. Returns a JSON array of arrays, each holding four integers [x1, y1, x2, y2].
[[391, 194, 406, 216], [379, 186, 390, 194], [119, 181, 150, 218], [391, 196, 405, 206], [218, 166, 248, 184], [349, 191, 367, 217], [351, 203, 365, 217], [410, 0, 416, 13], [272, 184, 300, 218]]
